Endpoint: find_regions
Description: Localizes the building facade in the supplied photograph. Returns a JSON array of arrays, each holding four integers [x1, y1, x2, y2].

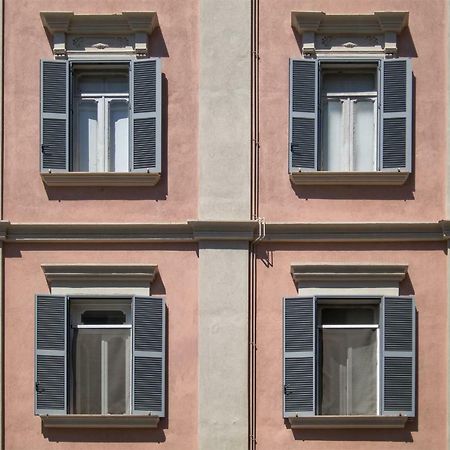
[[0, 0, 449, 449]]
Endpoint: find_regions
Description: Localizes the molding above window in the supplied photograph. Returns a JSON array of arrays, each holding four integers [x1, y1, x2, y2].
[[291, 263, 408, 296], [41, 414, 159, 428], [291, 11, 408, 56], [291, 264, 408, 284], [41, 172, 161, 187], [288, 415, 408, 429], [40, 11, 159, 58], [290, 171, 410, 186], [42, 264, 158, 284]]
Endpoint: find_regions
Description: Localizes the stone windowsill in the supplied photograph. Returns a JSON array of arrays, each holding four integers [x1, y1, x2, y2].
[[41, 172, 161, 187], [41, 414, 160, 428], [290, 171, 410, 186], [288, 415, 409, 429]]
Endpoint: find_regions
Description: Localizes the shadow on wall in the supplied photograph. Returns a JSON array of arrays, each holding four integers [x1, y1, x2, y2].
[[44, 72, 169, 202], [42, 426, 166, 443], [290, 27, 418, 202], [285, 420, 414, 442]]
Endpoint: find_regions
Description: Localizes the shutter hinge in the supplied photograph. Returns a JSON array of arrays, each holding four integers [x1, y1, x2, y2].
[[35, 382, 44, 393]]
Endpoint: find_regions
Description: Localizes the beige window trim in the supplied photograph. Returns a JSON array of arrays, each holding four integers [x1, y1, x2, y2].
[[290, 171, 409, 186], [289, 415, 408, 429], [41, 414, 159, 429], [41, 172, 161, 187]]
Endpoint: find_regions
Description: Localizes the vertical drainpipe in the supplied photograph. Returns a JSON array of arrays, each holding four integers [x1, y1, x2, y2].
[[0, 1, 4, 448], [249, 0, 259, 448]]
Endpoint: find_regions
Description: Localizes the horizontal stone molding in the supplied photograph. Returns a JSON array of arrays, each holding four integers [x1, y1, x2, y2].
[[41, 172, 161, 187], [291, 264, 408, 284], [42, 264, 158, 284], [288, 415, 408, 429], [292, 11, 408, 56], [41, 414, 159, 428], [40, 11, 158, 58], [189, 220, 256, 241], [290, 171, 409, 186], [0, 221, 448, 243]]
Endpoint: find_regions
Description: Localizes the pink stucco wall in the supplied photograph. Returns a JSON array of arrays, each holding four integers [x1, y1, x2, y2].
[[259, 0, 447, 222], [4, 243, 198, 450], [255, 242, 447, 449], [3, 0, 198, 223]]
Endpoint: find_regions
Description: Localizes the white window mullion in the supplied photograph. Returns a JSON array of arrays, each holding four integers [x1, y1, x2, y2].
[[101, 338, 108, 414]]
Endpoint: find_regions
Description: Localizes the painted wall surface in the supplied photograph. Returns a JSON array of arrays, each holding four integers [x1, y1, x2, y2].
[[198, 242, 249, 450], [3, 0, 198, 223], [4, 243, 198, 450], [198, 0, 251, 220], [255, 242, 447, 450], [259, 0, 447, 222]]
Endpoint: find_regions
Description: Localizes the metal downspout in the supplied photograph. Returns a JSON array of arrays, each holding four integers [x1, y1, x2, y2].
[[249, 0, 259, 448]]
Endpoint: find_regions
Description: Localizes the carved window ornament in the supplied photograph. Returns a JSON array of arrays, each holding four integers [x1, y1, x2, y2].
[[291, 11, 408, 57], [40, 12, 159, 59]]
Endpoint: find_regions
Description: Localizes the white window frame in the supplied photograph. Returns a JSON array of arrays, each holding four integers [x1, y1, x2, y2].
[[69, 297, 133, 415], [319, 61, 380, 172], [72, 66, 130, 173], [314, 297, 383, 417]]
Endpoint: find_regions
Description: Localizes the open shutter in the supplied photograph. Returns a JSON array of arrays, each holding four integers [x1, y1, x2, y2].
[[130, 59, 161, 173], [132, 296, 166, 416], [283, 296, 316, 417], [35, 294, 67, 415], [380, 58, 412, 172], [381, 296, 415, 417], [40, 60, 69, 172], [289, 59, 319, 172]]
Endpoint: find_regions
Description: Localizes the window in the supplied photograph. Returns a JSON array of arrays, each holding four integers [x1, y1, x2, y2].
[[289, 58, 412, 183], [283, 296, 415, 421], [35, 295, 166, 419], [40, 58, 161, 178]]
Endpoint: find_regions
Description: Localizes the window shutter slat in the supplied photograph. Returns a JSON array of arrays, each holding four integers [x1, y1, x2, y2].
[[40, 60, 69, 172], [132, 296, 165, 416], [283, 296, 316, 417], [381, 296, 415, 417], [289, 59, 318, 172], [130, 59, 161, 173], [35, 295, 67, 415], [380, 58, 412, 172]]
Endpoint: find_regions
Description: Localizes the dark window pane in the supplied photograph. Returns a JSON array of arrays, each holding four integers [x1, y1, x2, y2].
[[320, 328, 377, 415], [81, 310, 126, 325], [321, 307, 377, 325]]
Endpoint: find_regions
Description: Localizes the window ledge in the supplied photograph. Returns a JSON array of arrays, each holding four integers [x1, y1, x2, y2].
[[290, 171, 409, 186], [288, 415, 408, 429], [41, 172, 161, 187], [41, 414, 160, 428]]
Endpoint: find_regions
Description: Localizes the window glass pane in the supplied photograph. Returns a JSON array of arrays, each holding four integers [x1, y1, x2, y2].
[[322, 100, 344, 171], [81, 310, 126, 325], [321, 328, 377, 415], [73, 329, 102, 414], [321, 307, 377, 325], [322, 72, 376, 94], [109, 101, 129, 172], [353, 99, 376, 171], [107, 330, 130, 414], [73, 329, 130, 414], [75, 101, 97, 172]]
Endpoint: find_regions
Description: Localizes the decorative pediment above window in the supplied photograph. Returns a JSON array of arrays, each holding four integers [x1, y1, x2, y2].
[[40, 11, 159, 58], [291, 11, 408, 56]]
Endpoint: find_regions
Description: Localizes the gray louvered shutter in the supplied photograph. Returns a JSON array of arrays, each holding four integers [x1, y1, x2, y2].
[[380, 59, 412, 172], [130, 59, 161, 173], [132, 296, 165, 416], [289, 59, 318, 172], [40, 60, 69, 172], [283, 296, 316, 417], [381, 296, 415, 417], [35, 294, 67, 415]]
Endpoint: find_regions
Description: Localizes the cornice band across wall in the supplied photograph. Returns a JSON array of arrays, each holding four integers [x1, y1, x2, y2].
[[0, 220, 449, 243]]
